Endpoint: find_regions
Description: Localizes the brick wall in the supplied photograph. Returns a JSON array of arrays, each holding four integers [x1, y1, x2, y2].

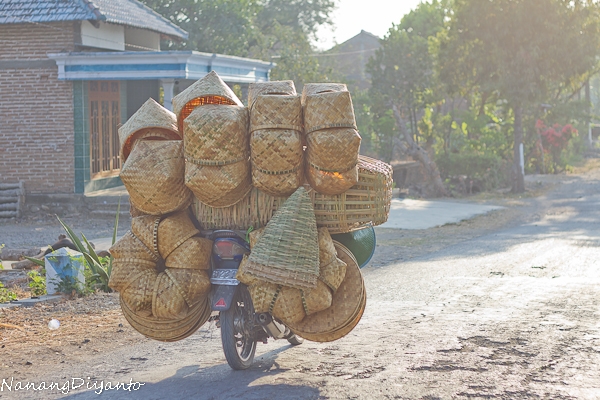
[[0, 22, 77, 194]]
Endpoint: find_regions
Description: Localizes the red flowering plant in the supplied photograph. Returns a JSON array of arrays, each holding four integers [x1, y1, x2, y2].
[[535, 119, 578, 173]]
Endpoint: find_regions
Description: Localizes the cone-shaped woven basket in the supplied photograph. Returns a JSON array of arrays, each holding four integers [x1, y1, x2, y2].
[[172, 70, 243, 132], [120, 140, 193, 216], [248, 80, 296, 108], [301, 83, 348, 105], [165, 236, 212, 269], [156, 210, 200, 259], [130, 215, 161, 258], [108, 231, 158, 293], [250, 95, 304, 197], [242, 186, 319, 289], [118, 98, 181, 163], [288, 241, 365, 342]]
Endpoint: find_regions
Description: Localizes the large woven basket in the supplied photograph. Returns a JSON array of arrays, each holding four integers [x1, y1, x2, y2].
[[118, 98, 181, 163], [184, 105, 251, 208], [250, 95, 304, 197], [120, 140, 193, 216], [172, 71, 243, 132], [248, 80, 296, 108], [193, 156, 392, 233], [287, 241, 365, 342], [120, 294, 211, 342], [242, 187, 320, 290]]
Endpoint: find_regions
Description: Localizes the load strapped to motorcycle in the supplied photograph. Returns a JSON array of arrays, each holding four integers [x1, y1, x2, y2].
[[109, 71, 393, 369]]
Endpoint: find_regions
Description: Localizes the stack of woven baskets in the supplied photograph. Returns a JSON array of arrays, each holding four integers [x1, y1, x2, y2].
[[110, 71, 392, 343]]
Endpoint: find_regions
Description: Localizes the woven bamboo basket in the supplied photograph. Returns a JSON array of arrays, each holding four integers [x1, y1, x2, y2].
[[304, 90, 361, 195], [288, 242, 366, 342], [248, 80, 296, 108], [120, 140, 193, 216], [301, 83, 348, 105], [152, 269, 211, 320], [193, 156, 392, 233], [172, 70, 243, 133], [303, 91, 357, 134], [120, 295, 211, 342], [250, 95, 304, 197], [184, 105, 251, 208], [118, 98, 181, 163], [165, 236, 212, 269], [317, 228, 347, 293], [156, 210, 200, 259], [108, 231, 158, 292], [242, 187, 320, 289]]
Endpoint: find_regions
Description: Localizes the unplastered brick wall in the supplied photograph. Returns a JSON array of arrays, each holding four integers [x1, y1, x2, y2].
[[0, 22, 77, 194]]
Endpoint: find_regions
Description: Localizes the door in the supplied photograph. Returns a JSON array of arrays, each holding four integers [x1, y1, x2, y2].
[[89, 81, 121, 178]]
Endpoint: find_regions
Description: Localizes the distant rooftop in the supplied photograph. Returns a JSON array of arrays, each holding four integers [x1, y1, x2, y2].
[[0, 0, 188, 40]]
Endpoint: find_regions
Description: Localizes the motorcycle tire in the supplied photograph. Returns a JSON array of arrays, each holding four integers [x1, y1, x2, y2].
[[220, 285, 257, 370], [286, 334, 304, 346]]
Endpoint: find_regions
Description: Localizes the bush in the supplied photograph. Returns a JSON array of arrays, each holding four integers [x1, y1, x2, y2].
[[435, 152, 511, 192]]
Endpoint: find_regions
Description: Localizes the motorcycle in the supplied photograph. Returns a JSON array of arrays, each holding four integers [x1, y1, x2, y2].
[[204, 229, 303, 370]]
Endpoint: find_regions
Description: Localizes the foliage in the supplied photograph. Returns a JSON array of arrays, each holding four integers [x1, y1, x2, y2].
[[0, 281, 17, 303], [139, 0, 336, 88], [437, 0, 600, 192], [536, 120, 578, 173], [0, 243, 4, 270], [435, 152, 511, 192], [27, 270, 47, 297]]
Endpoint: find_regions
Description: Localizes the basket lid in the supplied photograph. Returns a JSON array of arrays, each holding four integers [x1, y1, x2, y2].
[[118, 98, 180, 162], [172, 71, 243, 132]]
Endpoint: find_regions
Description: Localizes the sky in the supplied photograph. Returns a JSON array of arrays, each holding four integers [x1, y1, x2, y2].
[[315, 0, 425, 50]]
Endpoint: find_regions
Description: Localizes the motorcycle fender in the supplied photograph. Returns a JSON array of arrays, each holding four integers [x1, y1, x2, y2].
[[211, 285, 238, 311]]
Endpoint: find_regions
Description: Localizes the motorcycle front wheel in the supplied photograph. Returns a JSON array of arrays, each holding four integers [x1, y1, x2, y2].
[[220, 285, 257, 370]]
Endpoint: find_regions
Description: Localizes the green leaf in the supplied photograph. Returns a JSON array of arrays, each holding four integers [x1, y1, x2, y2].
[[112, 197, 121, 246], [23, 256, 45, 267], [56, 215, 86, 253]]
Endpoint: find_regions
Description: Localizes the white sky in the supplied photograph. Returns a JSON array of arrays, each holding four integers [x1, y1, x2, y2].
[[315, 0, 425, 50]]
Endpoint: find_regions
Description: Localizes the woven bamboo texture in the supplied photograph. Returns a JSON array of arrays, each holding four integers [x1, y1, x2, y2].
[[303, 91, 357, 134], [305, 127, 361, 195], [193, 156, 392, 233], [242, 187, 320, 289], [172, 70, 243, 132], [165, 236, 212, 269], [317, 228, 347, 292], [156, 210, 200, 259], [120, 140, 193, 216], [184, 105, 251, 207], [288, 241, 366, 342], [118, 98, 180, 163], [301, 83, 348, 105], [248, 80, 296, 108]]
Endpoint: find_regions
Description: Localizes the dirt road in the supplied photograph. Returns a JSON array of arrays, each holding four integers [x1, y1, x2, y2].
[[2, 169, 600, 399]]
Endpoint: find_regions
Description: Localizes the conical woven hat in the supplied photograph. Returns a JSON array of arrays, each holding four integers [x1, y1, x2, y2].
[[118, 98, 180, 163], [248, 80, 296, 108], [172, 71, 243, 132], [243, 186, 319, 289]]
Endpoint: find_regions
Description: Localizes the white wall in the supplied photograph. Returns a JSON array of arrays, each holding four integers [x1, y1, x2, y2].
[[81, 21, 125, 51], [125, 27, 161, 51]]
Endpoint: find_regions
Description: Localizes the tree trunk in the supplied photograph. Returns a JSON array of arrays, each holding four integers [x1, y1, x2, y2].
[[512, 105, 526, 193], [391, 104, 448, 197]]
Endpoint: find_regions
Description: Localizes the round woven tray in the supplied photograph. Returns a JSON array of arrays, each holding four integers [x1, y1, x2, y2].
[[118, 98, 181, 163], [287, 241, 365, 342], [120, 295, 211, 342], [120, 140, 193, 216]]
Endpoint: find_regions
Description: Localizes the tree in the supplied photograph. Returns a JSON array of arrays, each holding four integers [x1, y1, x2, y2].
[[438, 0, 600, 193], [139, 0, 336, 87], [367, 0, 449, 196]]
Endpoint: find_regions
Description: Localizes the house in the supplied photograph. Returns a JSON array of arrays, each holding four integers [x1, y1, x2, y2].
[[320, 30, 381, 91], [0, 0, 274, 199]]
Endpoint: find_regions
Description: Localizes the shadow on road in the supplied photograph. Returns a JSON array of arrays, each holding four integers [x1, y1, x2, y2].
[[62, 346, 322, 399]]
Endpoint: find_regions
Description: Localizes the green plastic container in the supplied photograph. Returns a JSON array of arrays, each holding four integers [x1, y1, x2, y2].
[[331, 225, 376, 268]]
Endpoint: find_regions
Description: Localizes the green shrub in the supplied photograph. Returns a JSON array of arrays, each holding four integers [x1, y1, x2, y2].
[[435, 152, 511, 191], [27, 270, 47, 297], [0, 281, 17, 303]]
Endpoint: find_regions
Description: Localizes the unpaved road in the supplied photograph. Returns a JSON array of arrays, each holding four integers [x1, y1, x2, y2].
[[3, 170, 600, 399]]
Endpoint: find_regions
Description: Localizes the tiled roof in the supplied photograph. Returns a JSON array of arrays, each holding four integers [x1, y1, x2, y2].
[[0, 0, 188, 39]]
